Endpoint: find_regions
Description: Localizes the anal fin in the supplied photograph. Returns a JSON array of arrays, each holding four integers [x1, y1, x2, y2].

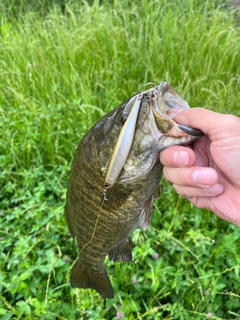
[[108, 238, 132, 262], [70, 261, 114, 299]]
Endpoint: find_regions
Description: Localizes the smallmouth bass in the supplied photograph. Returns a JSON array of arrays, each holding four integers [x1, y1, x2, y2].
[[65, 82, 203, 298]]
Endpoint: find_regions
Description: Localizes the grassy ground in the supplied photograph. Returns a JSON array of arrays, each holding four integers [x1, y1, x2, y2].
[[1, 0, 240, 319]]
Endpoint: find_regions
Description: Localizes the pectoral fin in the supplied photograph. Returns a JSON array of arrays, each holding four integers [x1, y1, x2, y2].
[[108, 238, 132, 262], [154, 186, 161, 200], [139, 195, 154, 231]]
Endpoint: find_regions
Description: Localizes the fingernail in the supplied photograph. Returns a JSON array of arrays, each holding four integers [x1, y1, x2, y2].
[[167, 108, 184, 119], [173, 150, 190, 166], [192, 169, 217, 186], [206, 183, 224, 195]]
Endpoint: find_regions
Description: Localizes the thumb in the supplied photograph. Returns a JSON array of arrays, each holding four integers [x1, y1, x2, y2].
[[169, 107, 240, 140]]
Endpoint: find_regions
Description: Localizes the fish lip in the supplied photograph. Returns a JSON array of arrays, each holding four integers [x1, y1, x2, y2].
[[150, 83, 204, 137], [149, 83, 189, 120], [178, 124, 203, 137]]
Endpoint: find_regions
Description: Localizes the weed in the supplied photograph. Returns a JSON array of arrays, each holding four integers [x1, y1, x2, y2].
[[1, 0, 240, 319]]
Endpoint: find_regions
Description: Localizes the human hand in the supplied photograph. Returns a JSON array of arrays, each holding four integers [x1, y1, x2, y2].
[[160, 108, 240, 226]]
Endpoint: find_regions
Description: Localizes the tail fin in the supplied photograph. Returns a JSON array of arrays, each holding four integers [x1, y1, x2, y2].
[[70, 261, 114, 299]]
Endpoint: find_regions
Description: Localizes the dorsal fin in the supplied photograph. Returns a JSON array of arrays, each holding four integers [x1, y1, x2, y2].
[[64, 204, 75, 238]]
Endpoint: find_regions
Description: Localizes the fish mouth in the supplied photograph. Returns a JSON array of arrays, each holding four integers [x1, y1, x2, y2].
[[104, 82, 203, 189], [149, 82, 203, 137]]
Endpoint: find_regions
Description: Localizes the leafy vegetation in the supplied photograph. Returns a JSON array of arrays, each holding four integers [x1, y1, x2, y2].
[[1, 0, 240, 319]]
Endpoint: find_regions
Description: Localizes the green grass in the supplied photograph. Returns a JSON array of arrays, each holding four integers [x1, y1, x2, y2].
[[1, 0, 240, 319]]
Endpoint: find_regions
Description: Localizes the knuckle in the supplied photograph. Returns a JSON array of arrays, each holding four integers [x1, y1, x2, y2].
[[225, 115, 240, 129]]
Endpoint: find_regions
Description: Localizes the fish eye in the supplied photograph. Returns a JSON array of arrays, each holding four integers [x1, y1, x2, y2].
[[121, 116, 127, 125]]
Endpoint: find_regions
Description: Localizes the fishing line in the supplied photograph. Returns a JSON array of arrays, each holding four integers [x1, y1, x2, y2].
[[79, 94, 143, 254], [79, 187, 108, 255]]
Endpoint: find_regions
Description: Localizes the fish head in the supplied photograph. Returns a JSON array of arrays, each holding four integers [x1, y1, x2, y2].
[[136, 82, 203, 151], [113, 82, 203, 183], [99, 82, 203, 185]]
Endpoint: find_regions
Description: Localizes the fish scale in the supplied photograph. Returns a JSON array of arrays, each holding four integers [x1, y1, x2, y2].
[[65, 82, 203, 298]]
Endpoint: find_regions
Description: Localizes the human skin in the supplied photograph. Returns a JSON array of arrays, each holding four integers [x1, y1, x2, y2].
[[160, 108, 240, 226]]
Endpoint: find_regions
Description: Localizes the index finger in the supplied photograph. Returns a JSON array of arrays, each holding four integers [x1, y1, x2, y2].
[[160, 146, 196, 167]]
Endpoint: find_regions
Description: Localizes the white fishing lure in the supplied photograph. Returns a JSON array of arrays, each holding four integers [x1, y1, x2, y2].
[[104, 94, 142, 188]]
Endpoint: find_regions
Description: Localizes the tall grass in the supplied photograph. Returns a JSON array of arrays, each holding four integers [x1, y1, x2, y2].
[[1, 0, 240, 319]]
